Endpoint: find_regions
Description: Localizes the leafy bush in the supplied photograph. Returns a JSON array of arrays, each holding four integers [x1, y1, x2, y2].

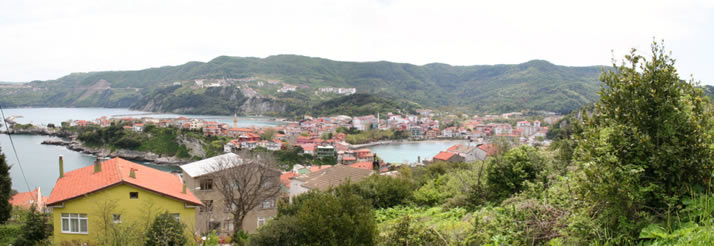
[[144, 212, 187, 246], [574, 42, 714, 242], [486, 145, 544, 202], [252, 187, 376, 246]]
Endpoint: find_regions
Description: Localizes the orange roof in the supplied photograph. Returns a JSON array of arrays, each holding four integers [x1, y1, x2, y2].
[[47, 158, 202, 206], [9, 188, 41, 209], [349, 162, 373, 170], [434, 151, 456, 161], [478, 144, 498, 156], [447, 144, 463, 152], [356, 148, 371, 153], [280, 172, 297, 188], [342, 156, 356, 161]]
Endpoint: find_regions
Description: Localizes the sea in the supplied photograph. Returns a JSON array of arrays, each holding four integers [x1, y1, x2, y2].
[[1, 107, 465, 194], [0, 107, 282, 194]]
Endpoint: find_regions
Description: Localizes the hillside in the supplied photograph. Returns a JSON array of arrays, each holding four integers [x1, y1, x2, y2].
[[0, 55, 606, 115]]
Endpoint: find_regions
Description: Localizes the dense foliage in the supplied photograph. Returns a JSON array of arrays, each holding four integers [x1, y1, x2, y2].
[[75, 124, 210, 159], [0, 148, 11, 224], [573, 42, 714, 243], [250, 187, 377, 246], [144, 212, 187, 246], [13, 206, 52, 246]]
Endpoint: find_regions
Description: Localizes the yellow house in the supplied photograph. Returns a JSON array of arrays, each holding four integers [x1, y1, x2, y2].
[[47, 157, 202, 245]]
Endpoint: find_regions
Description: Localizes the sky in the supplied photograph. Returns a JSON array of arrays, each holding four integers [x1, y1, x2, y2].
[[1, 0, 713, 84]]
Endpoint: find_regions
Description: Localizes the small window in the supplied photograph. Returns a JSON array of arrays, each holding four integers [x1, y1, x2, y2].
[[209, 221, 221, 231], [112, 214, 121, 224], [201, 200, 213, 212], [129, 192, 139, 199], [170, 213, 180, 222], [200, 179, 213, 190], [262, 199, 275, 209], [257, 216, 272, 227]]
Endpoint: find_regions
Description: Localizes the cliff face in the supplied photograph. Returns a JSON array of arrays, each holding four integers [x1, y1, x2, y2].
[[128, 86, 288, 115]]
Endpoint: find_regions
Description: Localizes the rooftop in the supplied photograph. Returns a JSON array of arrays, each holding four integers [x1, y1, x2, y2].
[[48, 158, 202, 206]]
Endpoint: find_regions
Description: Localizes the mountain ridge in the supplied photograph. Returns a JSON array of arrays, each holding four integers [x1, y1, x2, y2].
[[0, 55, 608, 116]]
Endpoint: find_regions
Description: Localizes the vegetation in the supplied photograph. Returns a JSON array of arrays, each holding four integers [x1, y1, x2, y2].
[[246, 42, 714, 245], [144, 212, 187, 246], [74, 124, 224, 159], [13, 205, 52, 246], [341, 128, 410, 144], [0, 55, 605, 115], [0, 148, 11, 224], [250, 187, 377, 246]]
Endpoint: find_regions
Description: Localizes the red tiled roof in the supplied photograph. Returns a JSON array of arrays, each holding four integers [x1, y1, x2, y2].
[[9, 188, 40, 209], [342, 156, 356, 161], [478, 144, 498, 156], [280, 172, 297, 188], [356, 148, 371, 153], [47, 158, 202, 206], [447, 144, 463, 152], [349, 162, 373, 170], [434, 151, 456, 161]]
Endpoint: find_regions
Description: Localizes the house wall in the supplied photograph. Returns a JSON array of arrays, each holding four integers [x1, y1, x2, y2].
[[183, 170, 278, 234], [51, 183, 198, 245]]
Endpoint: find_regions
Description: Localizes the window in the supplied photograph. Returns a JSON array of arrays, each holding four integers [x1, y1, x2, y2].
[[112, 214, 121, 224], [129, 192, 139, 199], [224, 220, 234, 232], [200, 200, 213, 212], [261, 199, 275, 209], [209, 222, 221, 231], [61, 213, 88, 234], [200, 179, 213, 190], [170, 213, 180, 222], [257, 216, 272, 227]]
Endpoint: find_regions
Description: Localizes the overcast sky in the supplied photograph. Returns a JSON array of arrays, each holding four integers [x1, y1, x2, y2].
[[1, 0, 713, 84]]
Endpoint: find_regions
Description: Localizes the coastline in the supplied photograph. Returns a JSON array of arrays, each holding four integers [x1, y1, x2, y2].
[[349, 138, 470, 149], [2, 129, 188, 165]]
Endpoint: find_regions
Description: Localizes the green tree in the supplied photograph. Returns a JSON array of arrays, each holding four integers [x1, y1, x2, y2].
[[13, 205, 51, 246], [261, 128, 276, 140], [144, 212, 187, 246], [251, 187, 377, 246], [574, 42, 714, 242], [486, 145, 544, 202], [0, 148, 11, 224]]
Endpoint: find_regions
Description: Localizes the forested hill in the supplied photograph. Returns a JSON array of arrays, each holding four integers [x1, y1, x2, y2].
[[0, 55, 606, 115]]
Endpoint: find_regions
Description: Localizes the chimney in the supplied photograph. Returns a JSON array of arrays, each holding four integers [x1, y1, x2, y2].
[[182, 184, 187, 194], [59, 155, 64, 178], [129, 168, 136, 179], [94, 158, 102, 173]]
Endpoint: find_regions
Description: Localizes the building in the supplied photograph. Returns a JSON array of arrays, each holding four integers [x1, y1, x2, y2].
[[9, 187, 46, 212], [316, 145, 336, 159], [47, 158, 201, 245], [180, 153, 280, 234], [432, 151, 465, 163], [289, 165, 373, 201], [445, 144, 487, 162]]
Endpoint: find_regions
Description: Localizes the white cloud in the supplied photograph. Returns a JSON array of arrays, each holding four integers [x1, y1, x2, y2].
[[0, 0, 712, 84]]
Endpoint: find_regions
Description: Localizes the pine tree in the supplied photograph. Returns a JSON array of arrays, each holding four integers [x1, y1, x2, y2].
[[0, 147, 12, 224]]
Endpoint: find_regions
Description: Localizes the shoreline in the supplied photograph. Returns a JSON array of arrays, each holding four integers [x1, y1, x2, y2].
[[2, 130, 188, 165], [349, 138, 471, 149]]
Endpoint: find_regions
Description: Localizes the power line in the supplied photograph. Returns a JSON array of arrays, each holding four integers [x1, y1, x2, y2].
[[0, 104, 33, 193]]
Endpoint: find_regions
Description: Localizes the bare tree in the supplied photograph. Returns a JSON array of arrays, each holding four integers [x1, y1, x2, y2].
[[205, 150, 281, 236]]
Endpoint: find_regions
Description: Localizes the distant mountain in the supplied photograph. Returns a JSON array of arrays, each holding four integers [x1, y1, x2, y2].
[[0, 55, 607, 116]]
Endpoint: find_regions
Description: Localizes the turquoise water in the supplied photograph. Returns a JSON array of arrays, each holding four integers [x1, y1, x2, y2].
[[367, 141, 468, 164]]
